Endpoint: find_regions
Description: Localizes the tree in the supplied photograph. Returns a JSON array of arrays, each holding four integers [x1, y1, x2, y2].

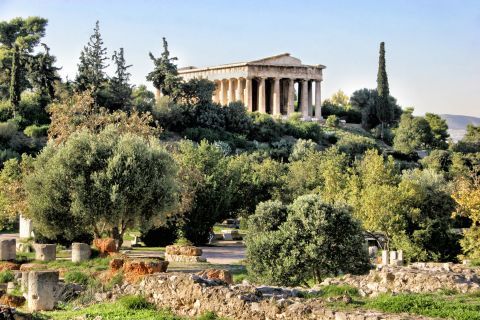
[[146, 37, 181, 99], [107, 48, 132, 110], [27, 44, 61, 105], [75, 21, 109, 104], [25, 128, 177, 249], [246, 194, 369, 286], [393, 110, 433, 154], [424, 113, 449, 149], [247, 200, 287, 233], [131, 85, 155, 113], [179, 78, 215, 105], [9, 45, 21, 115], [376, 42, 392, 139]]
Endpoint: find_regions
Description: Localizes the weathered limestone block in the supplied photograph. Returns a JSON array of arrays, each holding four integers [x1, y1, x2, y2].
[[19, 215, 33, 239], [21, 271, 29, 297], [381, 250, 388, 266], [93, 238, 118, 254], [0, 239, 16, 261], [34, 244, 56, 261], [221, 229, 242, 241], [165, 254, 207, 263], [165, 245, 202, 256], [123, 259, 169, 283], [389, 251, 398, 265], [71, 242, 91, 263], [197, 269, 233, 284], [27, 270, 59, 311]]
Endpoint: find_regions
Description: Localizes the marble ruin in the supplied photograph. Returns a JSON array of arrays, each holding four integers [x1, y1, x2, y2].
[[176, 53, 325, 120]]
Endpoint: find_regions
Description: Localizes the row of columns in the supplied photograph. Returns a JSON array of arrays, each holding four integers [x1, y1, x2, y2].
[[214, 77, 322, 119]]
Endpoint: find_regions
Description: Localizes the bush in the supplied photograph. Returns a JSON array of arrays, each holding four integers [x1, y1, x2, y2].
[[0, 121, 18, 146], [23, 124, 49, 138], [246, 195, 370, 286], [321, 102, 362, 124], [0, 100, 13, 122], [118, 295, 154, 310], [0, 270, 14, 283], [64, 271, 90, 285], [248, 200, 288, 233], [141, 222, 178, 247], [0, 149, 20, 168], [335, 133, 378, 156], [289, 139, 319, 162], [325, 115, 340, 127], [284, 119, 323, 142], [224, 102, 253, 134], [18, 92, 50, 126], [248, 112, 284, 142]]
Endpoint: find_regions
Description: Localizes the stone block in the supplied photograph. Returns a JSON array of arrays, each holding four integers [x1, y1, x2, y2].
[[221, 229, 241, 241], [165, 253, 207, 263], [389, 251, 397, 265], [34, 244, 56, 262], [0, 239, 16, 261], [19, 215, 33, 239], [27, 270, 59, 311], [21, 271, 29, 296], [165, 245, 202, 256], [71, 243, 91, 263], [381, 250, 388, 266], [396, 250, 403, 266], [93, 238, 118, 254], [197, 269, 233, 284]]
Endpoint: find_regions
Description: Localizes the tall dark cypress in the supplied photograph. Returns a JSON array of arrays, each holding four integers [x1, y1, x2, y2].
[[376, 42, 391, 140], [9, 45, 21, 117]]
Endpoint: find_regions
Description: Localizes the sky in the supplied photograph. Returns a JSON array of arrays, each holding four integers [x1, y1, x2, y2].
[[1, 0, 479, 116]]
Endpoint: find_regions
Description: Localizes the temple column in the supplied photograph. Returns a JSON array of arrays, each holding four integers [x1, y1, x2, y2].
[[236, 78, 244, 102], [315, 80, 322, 119], [300, 80, 309, 119], [212, 81, 220, 103], [272, 78, 281, 116], [287, 79, 295, 115], [308, 80, 313, 117], [220, 79, 227, 105], [245, 78, 253, 111], [258, 78, 266, 113], [228, 78, 235, 104]]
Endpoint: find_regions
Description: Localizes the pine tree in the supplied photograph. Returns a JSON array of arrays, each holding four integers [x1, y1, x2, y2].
[[108, 48, 132, 110], [28, 44, 61, 105], [376, 42, 392, 140], [146, 37, 181, 100], [75, 20, 109, 104], [9, 45, 21, 117]]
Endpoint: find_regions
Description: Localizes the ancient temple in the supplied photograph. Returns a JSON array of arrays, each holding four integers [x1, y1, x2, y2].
[[177, 53, 326, 119]]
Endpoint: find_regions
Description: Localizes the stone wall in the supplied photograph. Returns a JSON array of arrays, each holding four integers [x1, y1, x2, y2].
[[114, 272, 432, 320], [322, 264, 480, 297]]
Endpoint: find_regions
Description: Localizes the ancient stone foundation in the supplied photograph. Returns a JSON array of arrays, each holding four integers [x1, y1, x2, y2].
[[27, 270, 59, 311], [34, 244, 56, 261], [0, 239, 16, 261], [115, 272, 431, 320], [71, 242, 91, 263], [165, 245, 206, 263]]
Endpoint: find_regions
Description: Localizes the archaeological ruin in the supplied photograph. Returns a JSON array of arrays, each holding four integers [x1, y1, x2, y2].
[[176, 53, 325, 120]]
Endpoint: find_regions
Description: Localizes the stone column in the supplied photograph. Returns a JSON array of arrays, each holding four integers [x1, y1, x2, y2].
[[308, 80, 313, 117], [0, 239, 16, 260], [228, 78, 235, 104], [71, 243, 91, 263], [258, 78, 266, 113], [19, 215, 33, 239], [245, 78, 253, 111], [300, 80, 309, 119], [28, 271, 59, 311], [315, 80, 322, 119], [272, 78, 281, 116], [236, 78, 244, 102], [287, 79, 295, 115], [34, 244, 56, 261], [220, 80, 227, 105], [212, 81, 220, 103], [381, 250, 389, 266]]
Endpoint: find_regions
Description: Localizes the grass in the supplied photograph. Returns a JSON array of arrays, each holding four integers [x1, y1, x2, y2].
[[64, 271, 90, 285], [41, 298, 227, 320], [298, 285, 359, 299], [0, 270, 14, 283]]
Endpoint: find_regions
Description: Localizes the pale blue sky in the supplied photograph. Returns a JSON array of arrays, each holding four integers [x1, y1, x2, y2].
[[1, 0, 479, 116]]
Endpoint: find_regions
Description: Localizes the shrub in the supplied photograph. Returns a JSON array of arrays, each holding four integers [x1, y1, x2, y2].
[[141, 222, 178, 247], [0, 121, 18, 146], [289, 139, 319, 161], [284, 119, 323, 142], [248, 200, 288, 233], [118, 295, 154, 310], [0, 100, 13, 122], [224, 102, 252, 134], [325, 115, 340, 127], [23, 124, 49, 138], [248, 112, 284, 142], [335, 133, 378, 156], [64, 271, 90, 285], [246, 195, 370, 286], [0, 149, 20, 168], [0, 270, 14, 283], [197, 311, 223, 320]]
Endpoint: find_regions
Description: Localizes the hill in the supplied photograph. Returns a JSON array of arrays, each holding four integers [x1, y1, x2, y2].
[[440, 114, 480, 142]]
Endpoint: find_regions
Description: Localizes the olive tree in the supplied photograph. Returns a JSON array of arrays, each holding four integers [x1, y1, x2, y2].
[[25, 127, 177, 248], [246, 194, 369, 286]]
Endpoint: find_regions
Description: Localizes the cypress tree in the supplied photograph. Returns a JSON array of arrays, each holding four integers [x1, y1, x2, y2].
[[108, 48, 132, 110], [9, 45, 21, 117], [376, 42, 391, 140]]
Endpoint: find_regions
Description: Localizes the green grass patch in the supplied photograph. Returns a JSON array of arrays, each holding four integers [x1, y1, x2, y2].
[[119, 295, 155, 310], [298, 285, 359, 299], [0, 270, 14, 283], [365, 293, 480, 320], [64, 271, 90, 285]]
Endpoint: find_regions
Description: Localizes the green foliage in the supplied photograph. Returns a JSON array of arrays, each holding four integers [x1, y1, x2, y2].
[[179, 78, 216, 105], [0, 270, 14, 283], [424, 113, 449, 149], [365, 293, 480, 320], [23, 124, 48, 138], [246, 194, 369, 286], [131, 85, 155, 113], [248, 112, 284, 142], [393, 111, 433, 154], [376, 42, 392, 139], [321, 98, 362, 124], [420, 149, 452, 173], [335, 131, 378, 156], [325, 115, 339, 127], [298, 285, 359, 299], [119, 295, 154, 310], [64, 271, 89, 285], [247, 200, 287, 233], [223, 101, 253, 134], [25, 128, 177, 248], [284, 117, 323, 142], [288, 139, 319, 162], [18, 92, 50, 126], [106, 47, 132, 111]]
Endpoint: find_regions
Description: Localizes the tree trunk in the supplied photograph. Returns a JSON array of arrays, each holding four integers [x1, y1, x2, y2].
[[110, 226, 123, 251]]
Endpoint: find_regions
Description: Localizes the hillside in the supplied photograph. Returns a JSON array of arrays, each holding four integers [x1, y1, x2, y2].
[[440, 114, 480, 141]]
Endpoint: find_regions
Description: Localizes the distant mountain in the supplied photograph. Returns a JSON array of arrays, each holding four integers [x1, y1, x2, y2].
[[439, 114, 480, 142]]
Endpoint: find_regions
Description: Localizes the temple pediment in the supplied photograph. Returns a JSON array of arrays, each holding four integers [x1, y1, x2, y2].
[[249, 53, 302, 66]]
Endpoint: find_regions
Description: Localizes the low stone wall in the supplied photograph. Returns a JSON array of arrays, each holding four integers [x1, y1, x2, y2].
[[114, 272, 432, 320], [322, 265, 480, 296]]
